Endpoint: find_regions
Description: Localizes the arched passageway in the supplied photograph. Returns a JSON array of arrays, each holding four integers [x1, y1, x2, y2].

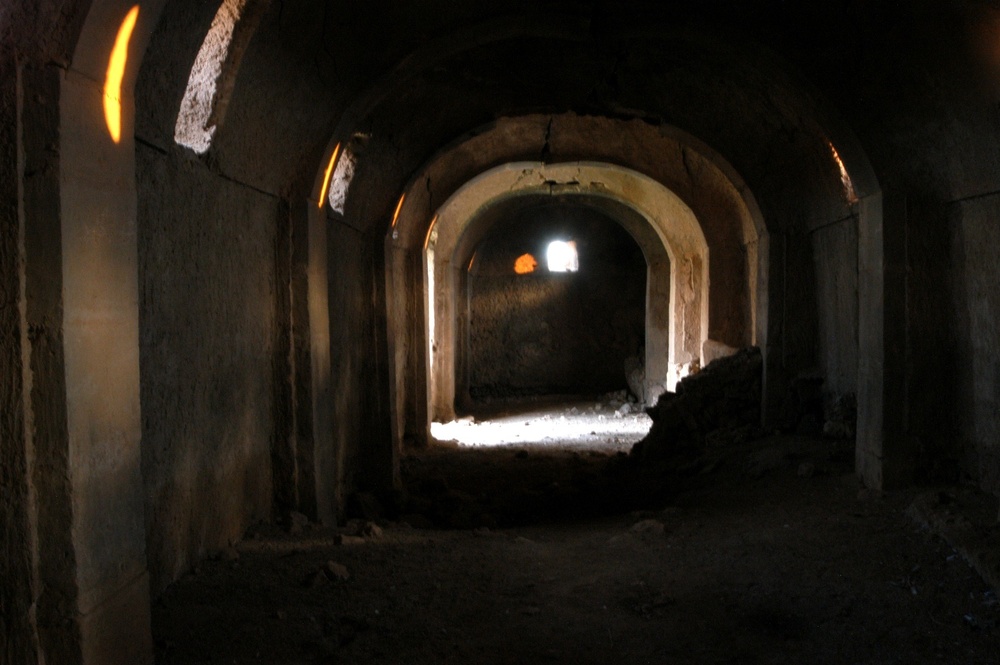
[[32, 1, 1000, 662], [445, 198, 650, 408], [416, 161, 720, 428]]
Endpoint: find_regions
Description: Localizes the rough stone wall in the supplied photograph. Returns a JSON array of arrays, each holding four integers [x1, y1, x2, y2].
[[136, 144, 278, 594], [467, 210, 645, 400], [812, 215, 859, 398], [0, 55, 37, 665], [322, 221, 370, 517], [951, 198, 1000, 494]]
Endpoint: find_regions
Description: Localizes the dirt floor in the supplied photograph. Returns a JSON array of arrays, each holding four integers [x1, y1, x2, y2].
[[153, 403, 1000, 664]]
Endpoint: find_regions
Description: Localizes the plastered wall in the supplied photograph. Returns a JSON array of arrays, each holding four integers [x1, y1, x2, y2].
[[136, 145, 279, 593]]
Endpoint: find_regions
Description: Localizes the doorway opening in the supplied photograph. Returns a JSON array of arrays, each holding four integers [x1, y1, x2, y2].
[[429, 199, 653, 451]]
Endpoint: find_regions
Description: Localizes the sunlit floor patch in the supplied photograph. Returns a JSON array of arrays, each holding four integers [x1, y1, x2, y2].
[[431, 400, 652, 452]]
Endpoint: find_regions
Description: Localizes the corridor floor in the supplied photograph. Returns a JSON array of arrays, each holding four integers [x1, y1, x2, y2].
[[153, 411, 999, 664]]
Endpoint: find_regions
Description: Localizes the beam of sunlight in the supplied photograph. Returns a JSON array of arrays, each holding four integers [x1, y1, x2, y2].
[[104, 5, 140, 144], [431, 405, 651, 451], [318, 143, 341, 209], [174, 0, 250, 153]]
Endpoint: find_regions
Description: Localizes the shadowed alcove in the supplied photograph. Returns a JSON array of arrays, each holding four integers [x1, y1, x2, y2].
[[460, 198, 648, 407]]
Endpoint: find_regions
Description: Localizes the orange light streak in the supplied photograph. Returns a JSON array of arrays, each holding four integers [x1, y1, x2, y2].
[[104, 5, 140, 143], [423, 215, 438, 251], [828, 141, 858, 204], [318, 143, 341, 209], [390, 194, 406, 229]]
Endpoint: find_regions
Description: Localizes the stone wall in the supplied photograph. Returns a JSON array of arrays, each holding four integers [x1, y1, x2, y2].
[[136, 144, 279, 594], [466, 208, 645, 401], [812, 215, 859, 398]]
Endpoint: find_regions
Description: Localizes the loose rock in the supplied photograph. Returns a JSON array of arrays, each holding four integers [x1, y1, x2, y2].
[[358, 522, 384, 539], [325, 561, 350, 581], [287, 511, 310, 535], [630, 519, 666, 535], [630, 347, 763, 466]]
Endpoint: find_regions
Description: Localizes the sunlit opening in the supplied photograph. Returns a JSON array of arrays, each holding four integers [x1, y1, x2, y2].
[[829, 141, 858, 204], [328, 147, 357, 214], [104, 5, 140, 144], [318, 143, 341, 209], [514, 253, 538, 274], [174, 0, 249, 153], [546, 240, 578, 272]]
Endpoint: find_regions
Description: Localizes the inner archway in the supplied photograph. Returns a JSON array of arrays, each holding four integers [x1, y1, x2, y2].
[[424, 162, 712, 427], [462, 199, 648, 406]]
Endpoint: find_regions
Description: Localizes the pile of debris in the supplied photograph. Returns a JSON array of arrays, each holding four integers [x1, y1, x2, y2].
[[629, 347, 763, 465]]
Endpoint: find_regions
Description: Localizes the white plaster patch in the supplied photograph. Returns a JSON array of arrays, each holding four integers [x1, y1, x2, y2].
[[174, 0, 248, 154], [328, 148, 357, 215]]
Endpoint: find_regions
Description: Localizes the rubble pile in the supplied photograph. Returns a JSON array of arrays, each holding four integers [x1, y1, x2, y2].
[[630, 347, 763, 464]]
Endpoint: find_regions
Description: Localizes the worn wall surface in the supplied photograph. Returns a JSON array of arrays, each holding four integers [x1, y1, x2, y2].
[[0, 55, 37, 665], [321, 221, 369, 521], [952, 198, 1000, 495], [467, 207, 645, 400], [812, 215, 859, 398], [136, 144, 279, 593]]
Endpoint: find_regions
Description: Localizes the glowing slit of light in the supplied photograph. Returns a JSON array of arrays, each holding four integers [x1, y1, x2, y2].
[[467, 252, 477, 271], [104, 5, 140, 144], [318, 143, 341, 209], [174, 0, 249, 153], [829, 142, 858, 204], [423, 216, 438, 251], [390, 194, 406, 229], [514, 253, 538, 274]]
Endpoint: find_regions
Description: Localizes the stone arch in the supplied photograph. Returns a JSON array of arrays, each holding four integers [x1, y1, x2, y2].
[[20, 0, 170, 661], [381, 115, 766, 453], [424, 162, 711, 422], [446, 193, 671, 411]]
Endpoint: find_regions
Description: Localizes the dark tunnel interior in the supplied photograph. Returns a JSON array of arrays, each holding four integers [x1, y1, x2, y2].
[[3, 1, 1000, 663]]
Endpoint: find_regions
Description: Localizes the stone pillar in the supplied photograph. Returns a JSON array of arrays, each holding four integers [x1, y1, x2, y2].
[[0, 54, 41, 665], [58, 62, 152, 664], [856, 190, 911, 489]]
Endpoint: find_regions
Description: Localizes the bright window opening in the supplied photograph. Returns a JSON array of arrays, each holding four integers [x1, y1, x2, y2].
[[546, 240, 578, 273], [174, 0, 249, 154]]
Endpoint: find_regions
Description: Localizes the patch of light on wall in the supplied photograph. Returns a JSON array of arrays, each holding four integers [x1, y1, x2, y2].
[[546, 240, 578, 273], [318, 143, 341, 209], [328, 147, 357, 215], [174, 0, 249, 153], [104, 5, 140, 144], [514, 253, 538, 274], [828, 141, 858, 204]]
